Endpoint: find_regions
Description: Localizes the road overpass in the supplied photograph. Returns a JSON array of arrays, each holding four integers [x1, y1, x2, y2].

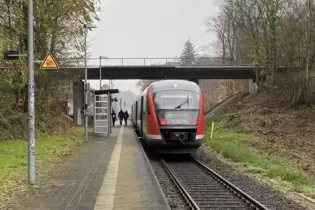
[[44, 57, 296, 82], [58, 65, 257, 80]]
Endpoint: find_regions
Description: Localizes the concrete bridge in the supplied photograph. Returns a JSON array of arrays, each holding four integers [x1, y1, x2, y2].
[[47, 57, 294, 81]]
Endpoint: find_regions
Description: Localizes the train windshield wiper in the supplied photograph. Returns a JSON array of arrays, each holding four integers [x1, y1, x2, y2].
[[174, 96, 189, 110]]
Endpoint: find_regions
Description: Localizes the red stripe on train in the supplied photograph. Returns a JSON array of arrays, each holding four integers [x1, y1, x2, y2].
[[146, 88, 161, 135], [196, 89, 204, 135]]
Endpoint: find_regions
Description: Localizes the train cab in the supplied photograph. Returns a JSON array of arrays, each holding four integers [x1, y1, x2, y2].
[[132, 80, 204, 153]]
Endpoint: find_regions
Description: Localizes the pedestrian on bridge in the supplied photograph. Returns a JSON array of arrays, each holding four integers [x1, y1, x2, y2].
[[111, 110, 117, 126], [118, 110, 124, 126], [124, 110, 129, 126]]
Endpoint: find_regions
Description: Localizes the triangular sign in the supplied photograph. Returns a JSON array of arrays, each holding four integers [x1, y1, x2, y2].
[[40, 52, 59, 69]]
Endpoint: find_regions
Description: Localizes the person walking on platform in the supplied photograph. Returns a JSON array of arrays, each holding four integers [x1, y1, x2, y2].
[[111, 110, 117, 126], [118, 109, 124, 126], [124, 110, 129, 126]]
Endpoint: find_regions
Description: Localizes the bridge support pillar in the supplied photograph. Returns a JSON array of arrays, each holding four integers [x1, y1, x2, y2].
[[248, 79, 257, 94], [73, 81, 84, 125], [188, 79, 199, 85]]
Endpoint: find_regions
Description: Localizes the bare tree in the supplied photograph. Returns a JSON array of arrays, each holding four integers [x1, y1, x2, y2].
[[206, 0, 315, 106]]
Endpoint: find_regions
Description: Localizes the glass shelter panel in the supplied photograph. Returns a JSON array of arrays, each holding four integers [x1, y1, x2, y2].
[[94, 94, 109, 135]]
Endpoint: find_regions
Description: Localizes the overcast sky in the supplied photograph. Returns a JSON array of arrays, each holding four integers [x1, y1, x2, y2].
[[87, 0, 220, 95]]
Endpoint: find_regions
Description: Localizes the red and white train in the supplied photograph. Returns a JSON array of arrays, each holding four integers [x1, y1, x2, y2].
[[131, 80, 204, 153]]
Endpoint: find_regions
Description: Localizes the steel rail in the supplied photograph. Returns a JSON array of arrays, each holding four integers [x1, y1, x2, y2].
[[192, 157, 269, 210], [160, 158, 200, 210]]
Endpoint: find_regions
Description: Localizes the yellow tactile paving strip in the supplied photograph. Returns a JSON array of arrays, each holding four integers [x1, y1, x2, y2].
[[113, 126, 144, 210], [94, 125, 170, 210], [94, 126, 124, 210]]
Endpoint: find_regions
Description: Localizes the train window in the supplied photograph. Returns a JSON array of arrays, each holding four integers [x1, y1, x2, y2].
[[153, 90, 200, 110]]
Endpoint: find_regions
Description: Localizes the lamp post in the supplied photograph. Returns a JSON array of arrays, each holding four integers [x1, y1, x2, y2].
[[99, 56, 108, 89], [27, 0, 35, 185], [84, 23, 97, 143]]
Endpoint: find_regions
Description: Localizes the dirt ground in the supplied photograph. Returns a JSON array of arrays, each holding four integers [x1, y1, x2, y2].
[[226, 92, 315, 180]]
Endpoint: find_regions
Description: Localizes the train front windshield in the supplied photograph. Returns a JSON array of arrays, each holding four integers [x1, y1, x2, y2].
[[153, 90, 200, 125], [153, 90, 200, 110]]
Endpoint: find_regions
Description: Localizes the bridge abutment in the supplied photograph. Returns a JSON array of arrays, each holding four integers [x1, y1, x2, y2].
[[73, 81, 84, 125], [248, 79, 257, 94]]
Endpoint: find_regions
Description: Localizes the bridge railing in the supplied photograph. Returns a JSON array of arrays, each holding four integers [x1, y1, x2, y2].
[[0, 57, 302, 69]]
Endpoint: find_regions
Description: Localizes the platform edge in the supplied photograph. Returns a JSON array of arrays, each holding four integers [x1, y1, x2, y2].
[[132, 128, 171, 210]]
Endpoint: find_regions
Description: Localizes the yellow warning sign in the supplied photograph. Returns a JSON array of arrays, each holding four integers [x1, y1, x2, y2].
[[40, 52, 59, 69]]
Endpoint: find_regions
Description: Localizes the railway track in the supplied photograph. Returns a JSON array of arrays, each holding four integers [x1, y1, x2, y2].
[[160, 155, 269, 210]]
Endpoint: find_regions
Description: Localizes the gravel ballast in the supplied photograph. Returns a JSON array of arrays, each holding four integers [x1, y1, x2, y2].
[[149, 156, 189, 210], [146, 144, 312, 210], [164, 158, 257, 209]]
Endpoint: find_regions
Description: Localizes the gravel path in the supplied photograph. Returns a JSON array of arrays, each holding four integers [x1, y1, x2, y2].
[[195, 145, 307, 210], [149, 156, 189, 210]]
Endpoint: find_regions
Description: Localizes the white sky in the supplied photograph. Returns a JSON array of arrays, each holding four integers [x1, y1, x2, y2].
[[87, 0, 220, 95]]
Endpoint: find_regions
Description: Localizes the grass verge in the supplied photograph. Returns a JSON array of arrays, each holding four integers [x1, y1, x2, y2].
[[205, 111, 315, 198], [0, 126, 83, 203]]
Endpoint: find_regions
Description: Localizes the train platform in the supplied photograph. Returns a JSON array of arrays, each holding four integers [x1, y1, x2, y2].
[[4, 125, 170, 210]]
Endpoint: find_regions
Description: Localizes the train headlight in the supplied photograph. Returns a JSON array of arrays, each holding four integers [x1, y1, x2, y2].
[[160, 119, 167, 125], [189, 120, 196, 125]]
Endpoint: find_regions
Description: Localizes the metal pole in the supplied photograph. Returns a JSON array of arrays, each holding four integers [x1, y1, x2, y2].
[[93, 93, 96, 135], [84, 27, 88, 143], [109, 95, 112, 134], [99, 56, 102, 89], [108, 93, 110, 137], [27, 0, 35, 185], [108, 80, 112, 134]]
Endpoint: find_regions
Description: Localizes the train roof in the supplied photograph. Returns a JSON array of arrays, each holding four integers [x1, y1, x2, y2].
[[134, 80, 201, 99], [149, 80, 200, 93]]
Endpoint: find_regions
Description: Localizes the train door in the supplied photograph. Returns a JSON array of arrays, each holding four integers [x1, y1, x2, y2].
[[135, 101, 138, 128], [140, 96, 144, 138], [142, 93, 148, 135], [131, 105, 133, 124]]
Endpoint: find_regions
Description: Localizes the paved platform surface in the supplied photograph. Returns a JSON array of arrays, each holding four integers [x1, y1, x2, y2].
[[4, 125, 170, 210]]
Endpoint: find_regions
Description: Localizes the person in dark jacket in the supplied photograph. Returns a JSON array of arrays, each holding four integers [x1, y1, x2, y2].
[[118, 110, 124, 125], [111, 110, 116, 126], [124, 110, 129, 126]]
